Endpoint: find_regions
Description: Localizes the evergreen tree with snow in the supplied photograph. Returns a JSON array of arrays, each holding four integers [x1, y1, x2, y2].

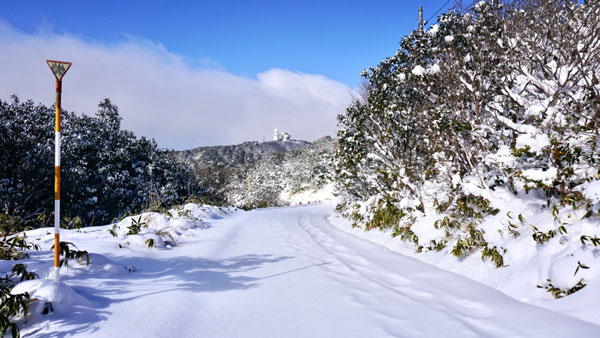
[[0, 97, 203, 226]]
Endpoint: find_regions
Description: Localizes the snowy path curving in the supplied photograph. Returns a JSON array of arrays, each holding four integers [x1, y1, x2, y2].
[[25, 204, 599, 337]]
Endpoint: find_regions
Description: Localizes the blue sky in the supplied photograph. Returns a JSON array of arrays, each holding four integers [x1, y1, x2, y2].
[[0, 0, 459, 148], [2, 0, 456, 87]]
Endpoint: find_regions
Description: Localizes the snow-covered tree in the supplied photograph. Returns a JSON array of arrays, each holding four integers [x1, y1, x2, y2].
[[0, 97, 202, 226], [335, 0, 600, 266]]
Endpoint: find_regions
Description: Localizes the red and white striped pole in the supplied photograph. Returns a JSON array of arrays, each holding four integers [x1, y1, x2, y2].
[[47, 60, 71, 281]]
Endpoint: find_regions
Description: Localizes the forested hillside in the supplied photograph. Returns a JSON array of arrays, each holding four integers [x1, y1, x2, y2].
[[182, 136, 336, 208], [226, 136, 336, 207], [179, 139, 309, 169]]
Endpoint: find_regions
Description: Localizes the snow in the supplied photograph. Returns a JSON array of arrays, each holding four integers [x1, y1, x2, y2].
[[451, 173, 462, 187], [428, 64, 441, 74], [4, 203, 600, 337], [475, 1, 487, 9], [524, 103, 545, 118], [521, 167, 557, 184], [515, 133, 550, 153], [429, 24, 439, 35], [12, 279, 93, 316], [280, 183, 337, 206], [485, 145, 515, 166], [580, 180, 600, 203], [411, 65, 426, 76], [58, 253, 125, 278]]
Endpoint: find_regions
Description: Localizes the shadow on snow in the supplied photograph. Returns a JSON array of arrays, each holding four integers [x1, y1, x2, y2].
[[27, 253, 294, 337]]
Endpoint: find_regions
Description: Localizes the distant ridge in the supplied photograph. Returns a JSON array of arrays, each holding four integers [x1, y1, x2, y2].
[[177, 139, 310, 169]]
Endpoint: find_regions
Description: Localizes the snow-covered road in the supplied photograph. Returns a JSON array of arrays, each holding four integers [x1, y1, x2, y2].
[[24, 204, 600, 337]]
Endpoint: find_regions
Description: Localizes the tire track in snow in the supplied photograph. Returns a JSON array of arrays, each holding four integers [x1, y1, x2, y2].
[[281, 205, 598, 338], [265, 209, 412, 337], [292, 210, 488, 337]]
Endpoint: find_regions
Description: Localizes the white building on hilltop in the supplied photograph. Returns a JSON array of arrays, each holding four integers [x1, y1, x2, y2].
[[273, 128, 291, 141]]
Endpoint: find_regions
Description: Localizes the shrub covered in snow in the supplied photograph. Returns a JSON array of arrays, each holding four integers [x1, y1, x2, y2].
[[107, 203, 226, 249], [0, 215, 43, 338]]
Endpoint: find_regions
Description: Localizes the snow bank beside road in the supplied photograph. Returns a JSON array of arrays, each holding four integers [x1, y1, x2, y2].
[[2, 203, 238, 335], [327, 190, 600, 326]]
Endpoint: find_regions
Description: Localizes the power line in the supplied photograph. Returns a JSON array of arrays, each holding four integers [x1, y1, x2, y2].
[[462, 0, 481, 12], [424, 0, 452, 25], [424, 0, 481, 27]]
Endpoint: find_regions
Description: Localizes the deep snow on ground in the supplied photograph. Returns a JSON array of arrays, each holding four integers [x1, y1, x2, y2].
[[328, 184, 600, 326], [5, 203, 600, 337]]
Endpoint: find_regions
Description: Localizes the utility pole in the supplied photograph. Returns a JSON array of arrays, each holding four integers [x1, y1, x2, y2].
[[46, 59, 71, 282], [419, 6, 423, 32]]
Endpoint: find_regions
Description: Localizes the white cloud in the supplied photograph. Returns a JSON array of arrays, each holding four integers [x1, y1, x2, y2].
[[0, 21, 353, 149]]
